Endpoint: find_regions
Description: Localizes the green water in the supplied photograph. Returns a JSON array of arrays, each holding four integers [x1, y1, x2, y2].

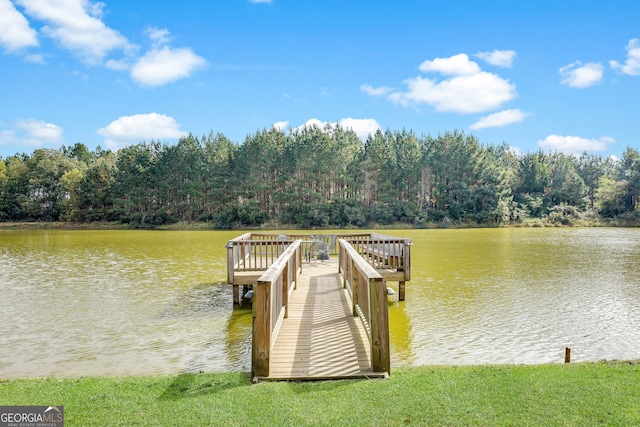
[[1, 228, 639, 378]]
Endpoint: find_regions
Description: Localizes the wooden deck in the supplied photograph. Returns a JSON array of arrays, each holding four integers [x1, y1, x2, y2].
[[227, 233, 409, 381], [260, 259, 387, 381]]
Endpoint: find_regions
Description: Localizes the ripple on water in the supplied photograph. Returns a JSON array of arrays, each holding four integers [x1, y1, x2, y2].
[[0, 231, 250, 378], [397, 228, 640, 366], [1, 229, 640, 378]]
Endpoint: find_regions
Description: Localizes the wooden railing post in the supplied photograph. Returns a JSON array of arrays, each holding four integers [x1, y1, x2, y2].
[[252, 280, 271, 378], [226, 242, 239, 304], [403, 239, 411, 280], [369, 276, 390, 374], [226, 242, 235, 285], [351, 258, 358, 317], [283, 263, 289, 319], [298, 246, 301, 282]]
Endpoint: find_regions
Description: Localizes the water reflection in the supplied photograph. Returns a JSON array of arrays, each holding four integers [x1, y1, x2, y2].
[[387, 299, 416, 365], [1, 228, 639, 379]]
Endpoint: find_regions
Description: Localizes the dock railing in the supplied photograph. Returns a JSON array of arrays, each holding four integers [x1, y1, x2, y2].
[[226, 233, 409, 278], [226, 233, 293, 284], [344, 233, 411, 277], [338, 239, 390, 374], [252, 240, 302, 378]]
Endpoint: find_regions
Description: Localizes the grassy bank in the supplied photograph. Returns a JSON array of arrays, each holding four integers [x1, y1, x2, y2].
[[1, 362, 638, 426]]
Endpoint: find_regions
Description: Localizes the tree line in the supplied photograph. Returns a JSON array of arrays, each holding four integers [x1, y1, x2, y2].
[[0, 125, 638, 228]]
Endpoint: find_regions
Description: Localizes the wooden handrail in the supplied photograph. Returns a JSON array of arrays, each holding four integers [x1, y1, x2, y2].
[[252, 240, 302, 378], [344, 235, 411, 279], [226, 232, 411, 290], [338, 239, 390, 374]]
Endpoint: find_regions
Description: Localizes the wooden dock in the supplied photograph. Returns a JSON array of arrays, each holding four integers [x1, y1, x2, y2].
[[226, 232, 411, 381], [264, 259, 386, 380]]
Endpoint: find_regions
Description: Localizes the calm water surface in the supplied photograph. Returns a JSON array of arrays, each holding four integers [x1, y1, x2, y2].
[[1, 228, 639, 378]]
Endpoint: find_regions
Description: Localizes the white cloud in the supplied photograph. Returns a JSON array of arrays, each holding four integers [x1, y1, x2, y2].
[[360, 84, 393, 96], [389, 72, 516, 114], [297, 118, 324, 130], [272, 121, 289, 131], [16, 118, 63, 141], [145, 26, 171, 47], [610, 38, 640, 76], [509, 146, 522, 157], [475, 49, 516, 68], [130, 46, 206, 86], [104, 58, 129, 71], [537, 134, 615, 153], [470, 109, 529, 130], [0, 119, 64, 151], [338, 118, 381, 140], [366, 53, 516, 114], [419, 53, 481, 75], [16, 0, 135, 64], [293, 118, 380, 140], [0, 130, 16, 146], [6, 2, 205, 86], [97, 113, 187, 149], [0, 0, 38, 52], [559, 61, 604, 88], [24, 53, 44, 63], [86, 0, 104, 18]]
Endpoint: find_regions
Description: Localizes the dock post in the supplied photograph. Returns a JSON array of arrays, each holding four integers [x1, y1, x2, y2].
[[233, 285, 239, 305], [370, 277, 390, 374], [398, 281, 405, 301], [252, 280, 271, 378]]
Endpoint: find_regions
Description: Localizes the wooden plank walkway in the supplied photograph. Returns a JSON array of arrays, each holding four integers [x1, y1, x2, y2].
[[263, 259, 387, 380]]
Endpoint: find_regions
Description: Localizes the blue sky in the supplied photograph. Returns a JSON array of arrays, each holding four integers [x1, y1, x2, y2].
[[1, 0, 639, 159]]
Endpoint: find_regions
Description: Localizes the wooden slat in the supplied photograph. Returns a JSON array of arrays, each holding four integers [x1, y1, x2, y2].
[[261, 260, 382, 380]]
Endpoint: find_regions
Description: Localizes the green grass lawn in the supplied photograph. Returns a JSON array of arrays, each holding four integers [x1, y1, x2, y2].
[[1, 362, 638, 426]]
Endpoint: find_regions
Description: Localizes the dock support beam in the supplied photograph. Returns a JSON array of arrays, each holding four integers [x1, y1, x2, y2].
[[233, 285, 239, 305], [398, 281, 405, 301]]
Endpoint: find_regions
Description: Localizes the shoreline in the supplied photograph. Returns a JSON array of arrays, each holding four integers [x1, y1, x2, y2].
[[0, 221, 130, 230], [1, 358, 638, 382], [1, 218, 638, 230]]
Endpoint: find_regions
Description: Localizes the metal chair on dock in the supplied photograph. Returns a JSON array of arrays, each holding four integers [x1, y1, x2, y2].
[[316, 241, 329, 262]]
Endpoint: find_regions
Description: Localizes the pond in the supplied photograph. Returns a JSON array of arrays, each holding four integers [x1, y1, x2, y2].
[[1, 228, 639, 378]]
